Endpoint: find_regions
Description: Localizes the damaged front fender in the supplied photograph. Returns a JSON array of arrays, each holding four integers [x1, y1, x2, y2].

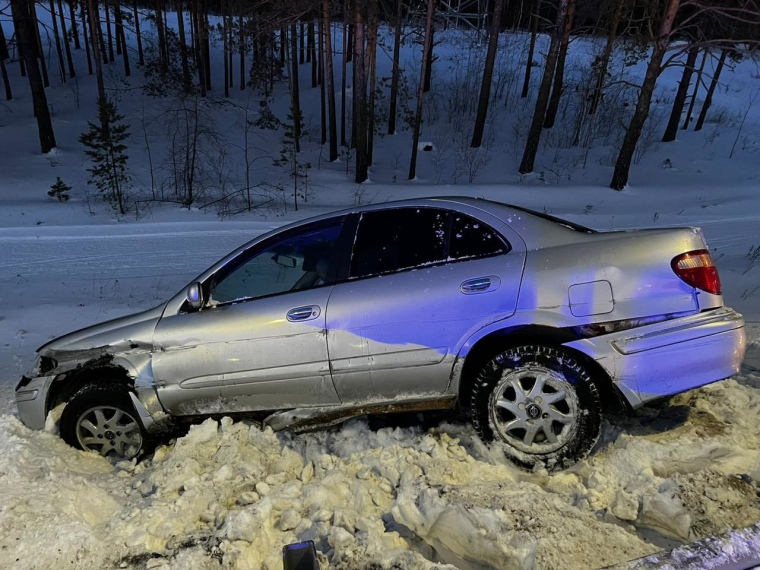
[[37, 340, 153, 380], [18, 306, 170, 432], [21, 343, 171, 435]]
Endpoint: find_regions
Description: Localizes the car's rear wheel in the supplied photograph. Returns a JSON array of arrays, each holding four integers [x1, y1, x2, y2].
[[470, 345, 601, 471], [60, 383, 146, 460]]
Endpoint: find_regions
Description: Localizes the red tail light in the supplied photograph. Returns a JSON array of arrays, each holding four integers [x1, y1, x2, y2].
[[671, 250, 721, 295]]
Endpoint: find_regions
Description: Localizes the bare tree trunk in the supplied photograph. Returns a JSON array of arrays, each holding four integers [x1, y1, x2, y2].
[[191, 0, 205, 95], [190, 4, 197, 58], [29, 2, 50, 87], [307, 20, 312, 63], [299, 21, 305, 64], [203, 3, 211, 91], [319, 18, 326, 145], [239, 14, 245, 90], [96, 4, 108, 64], [82, 3, 93, 74], [694, 47, 729, 132], [177, 0, 190, 90], [353, 2, 368, 182], [69, 0, 81, 50], [543, 0, 576, 129], [589, 0, 625, 115], [88, 0, 107, 112], [0, 23, 12, 100], [104, 2, 114, 61], [132, 0, 144, 65], [518, 0, 570, 174], [662, 43, 698, 142], [11, 0, 57, 151], [280, 26, 286, 65], [49, 0, 68, 82], [309, 20, 317, 87], [323, 0, 338, 161], [423, 25, 434, 92], [223, 3, 229, 97], [114, 0, 130, 76], [346, 12, 353, 62], [471, 0, 506, 148], [366, 0, 378, 166], [340, 3, 348, 147], [155, 0, 168, 72], [683, 47, 707, 130], [388, 0, 402, 134], [610, 0, 681, 189], [58, 0, 76, 76], [290, 22, 302, 152], [0, 56, 10, 101], [521, 0, 540, 98], [408, 0, 435, 180], [227, 14, 233, 88], [269, 30, 276, 93]]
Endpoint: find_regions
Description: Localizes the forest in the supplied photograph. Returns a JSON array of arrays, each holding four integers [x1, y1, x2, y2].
[[1, 0, 759, 215]]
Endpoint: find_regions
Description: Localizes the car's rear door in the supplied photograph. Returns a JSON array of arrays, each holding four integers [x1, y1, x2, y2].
[[325, 206, 524, 403], [153, 220, 345, 415]]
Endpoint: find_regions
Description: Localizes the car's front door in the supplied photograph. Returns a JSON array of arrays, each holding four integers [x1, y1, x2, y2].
[[153, 220, 345, 415], [326, 207, 524, 404]]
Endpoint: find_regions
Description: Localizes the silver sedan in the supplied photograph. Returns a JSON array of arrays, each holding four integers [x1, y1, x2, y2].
[[15, 197, 746, 470]]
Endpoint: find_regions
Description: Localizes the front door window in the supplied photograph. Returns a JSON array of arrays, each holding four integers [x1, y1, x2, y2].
[[210, 222, 343, 305]]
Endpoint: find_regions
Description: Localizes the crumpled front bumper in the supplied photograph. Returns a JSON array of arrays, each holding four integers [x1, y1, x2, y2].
[[565, 307, 747, 408], [15, 375, 56, 430]]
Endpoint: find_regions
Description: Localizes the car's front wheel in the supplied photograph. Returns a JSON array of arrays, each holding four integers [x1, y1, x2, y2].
[[60, 383, 146, 460], [470, 345, 602, 471]]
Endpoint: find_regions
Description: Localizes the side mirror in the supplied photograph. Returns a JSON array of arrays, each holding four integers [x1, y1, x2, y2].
[[186, 282, 204, 310]]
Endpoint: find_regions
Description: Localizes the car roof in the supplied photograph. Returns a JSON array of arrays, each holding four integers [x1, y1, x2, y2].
[[285, 196, 587, 225], [276, 196, 597, 247]]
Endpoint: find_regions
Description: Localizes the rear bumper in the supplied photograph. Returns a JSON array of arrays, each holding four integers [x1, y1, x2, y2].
[[565, 307, 746, 408], [15, 375, 54, 430]]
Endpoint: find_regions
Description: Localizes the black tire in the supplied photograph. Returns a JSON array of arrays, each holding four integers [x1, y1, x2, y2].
[[470, 345, 601, 471], [60, 383, 147, 460]]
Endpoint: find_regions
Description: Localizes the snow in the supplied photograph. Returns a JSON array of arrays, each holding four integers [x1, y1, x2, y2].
[[2, 378, 759, 568], [1, 11, 760, 570]]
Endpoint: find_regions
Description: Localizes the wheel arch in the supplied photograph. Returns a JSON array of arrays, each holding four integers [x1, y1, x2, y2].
[[46, 360, 135, 414], [456, 325, 627, 416]]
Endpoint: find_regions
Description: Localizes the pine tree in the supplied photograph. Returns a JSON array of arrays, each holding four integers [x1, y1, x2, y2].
[[48, 177, 71, 201], [79, 98, 131, 214]]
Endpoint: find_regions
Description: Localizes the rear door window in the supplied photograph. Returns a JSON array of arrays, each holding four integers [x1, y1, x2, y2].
[[349, 208, 509, 279], [349, 208, 447, 278]]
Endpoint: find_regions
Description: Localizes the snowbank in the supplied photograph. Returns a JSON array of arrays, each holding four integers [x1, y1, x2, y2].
[[1, 367, 759, 569]]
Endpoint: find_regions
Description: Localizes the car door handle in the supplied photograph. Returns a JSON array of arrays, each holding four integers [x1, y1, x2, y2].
[[286, 305, 321, 322], [460, 276, 500, 294]]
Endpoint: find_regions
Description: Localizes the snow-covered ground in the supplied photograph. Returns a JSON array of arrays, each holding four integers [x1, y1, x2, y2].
[[1, 12, 760, 569]]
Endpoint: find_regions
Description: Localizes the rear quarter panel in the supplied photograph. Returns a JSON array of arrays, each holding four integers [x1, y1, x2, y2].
[[515, 227, 717, 323]]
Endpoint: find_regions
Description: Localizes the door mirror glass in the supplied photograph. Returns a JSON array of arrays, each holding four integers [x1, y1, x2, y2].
[[186, 282, 204, 310]]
